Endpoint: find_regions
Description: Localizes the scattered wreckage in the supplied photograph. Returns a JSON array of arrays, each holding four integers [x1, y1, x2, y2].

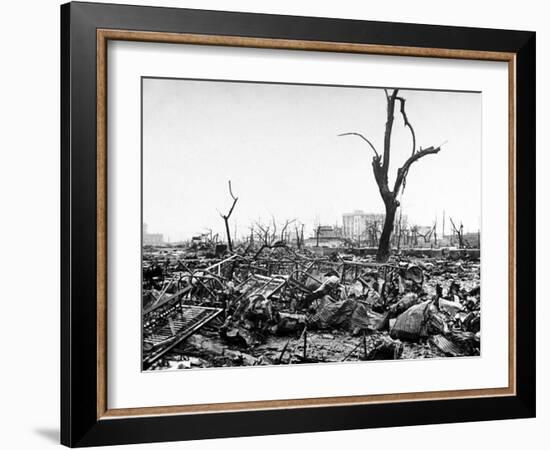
[[142, 244, 480, 370]]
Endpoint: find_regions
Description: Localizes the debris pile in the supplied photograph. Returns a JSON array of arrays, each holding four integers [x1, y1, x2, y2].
[[143, 244, 480, 370]]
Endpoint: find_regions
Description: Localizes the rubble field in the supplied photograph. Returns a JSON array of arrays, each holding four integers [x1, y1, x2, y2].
[[142, 245, 480, 370]]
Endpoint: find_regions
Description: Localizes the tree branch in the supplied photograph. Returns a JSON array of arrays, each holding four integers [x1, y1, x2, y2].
[[396, 96, 416, 156], [382, 89, 399, 175], [255, 222, 270, 245], [338, 132, 380, 158], [449, 217, 460, 234], [372, 158, 390, 201], [228, 180, 237, 201], [393, 146, 441, 195], [224, 180, 238, 219], [280, 218, 296, 241]]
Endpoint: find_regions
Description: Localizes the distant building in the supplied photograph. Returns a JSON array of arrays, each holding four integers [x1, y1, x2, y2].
[[304, 225, 348, 248], [143, 223, 164, 246], [342, 210, 385, 242]]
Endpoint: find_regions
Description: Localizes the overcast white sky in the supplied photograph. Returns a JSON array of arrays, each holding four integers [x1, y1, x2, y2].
[[142, 78, 481, 242]]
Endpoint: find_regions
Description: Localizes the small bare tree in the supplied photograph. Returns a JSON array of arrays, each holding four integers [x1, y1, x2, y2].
[[340, 89, 443, 262], [449, 217, 467, 249], [220, 180, 238, 252], [255, 220, 274, 246], [280, 218, 296, 243], [417, 224, 436, 244], [294, 222, 305, 249]]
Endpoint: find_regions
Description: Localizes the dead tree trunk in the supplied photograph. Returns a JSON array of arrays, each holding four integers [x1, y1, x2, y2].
[[339, 89, 443, 262], [378, 200, 397, 261], [220, 180, 238, 252], [280, 219, 296, 243], [294, 223, 305, 249], [449, 217, 465, 249], [316, 225, 321, 247]]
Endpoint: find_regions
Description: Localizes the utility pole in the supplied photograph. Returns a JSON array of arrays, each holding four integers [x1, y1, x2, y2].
[[397, 209, 402, 251], [442, 210, 446, 243], [434, 215, 438, 247]]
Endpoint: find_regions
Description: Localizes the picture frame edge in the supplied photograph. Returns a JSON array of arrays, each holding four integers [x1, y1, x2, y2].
[[60, 2, 536, 447]]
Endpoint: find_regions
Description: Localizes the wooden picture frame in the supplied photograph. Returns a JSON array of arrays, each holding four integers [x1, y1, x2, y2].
[[61, 1, 535, 447]]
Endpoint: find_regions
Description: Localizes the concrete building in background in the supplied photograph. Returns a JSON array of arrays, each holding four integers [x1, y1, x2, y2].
[[143, 223, 164, 246], [342, 210, 385, 242]]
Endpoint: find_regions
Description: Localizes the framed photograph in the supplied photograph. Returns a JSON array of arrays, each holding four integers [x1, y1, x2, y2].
[[61, 2, 535, 447]]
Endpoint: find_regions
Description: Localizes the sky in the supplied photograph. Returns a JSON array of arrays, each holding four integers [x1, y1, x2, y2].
[[142, 77, 481, 242]]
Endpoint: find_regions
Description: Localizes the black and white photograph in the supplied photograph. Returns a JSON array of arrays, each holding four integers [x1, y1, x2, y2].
[[141, 77, 482, 371]]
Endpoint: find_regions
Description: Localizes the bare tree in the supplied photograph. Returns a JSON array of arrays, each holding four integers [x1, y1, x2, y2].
[[280, 218, 296, 243], [449, 217, 468, 249], [255, 220, 274, 246], [417, 224, 436, 244], [410, 225, 419, 247], [294, 222, 305, 249], [396, 210, 403, 250], [367, 221, 380, 248], [201, 228, 212, 245], [255, 223, 268, 246], [339, 89, 443, 262], [248, 225, 255, 247], [220, 180, 238, 252]]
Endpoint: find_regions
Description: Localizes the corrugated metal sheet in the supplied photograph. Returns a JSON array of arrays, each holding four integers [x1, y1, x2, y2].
[[429, 334, 463, 356]]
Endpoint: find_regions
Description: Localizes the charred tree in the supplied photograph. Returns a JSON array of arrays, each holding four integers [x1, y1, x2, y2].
[[340, 89, 443, 262], [255, 222, 271, 246], [449, 217, 467, 249], [294, 223, 305, 250], [280, 218, 296, 243], [315, 225, 321, 247], [220, 180, 238, 252]]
